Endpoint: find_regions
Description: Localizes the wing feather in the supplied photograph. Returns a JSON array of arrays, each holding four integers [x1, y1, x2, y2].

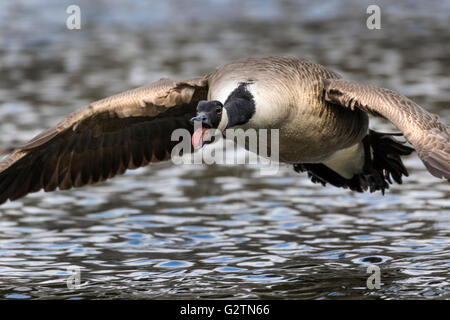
[[323, 78, 450, 180], [0, 76, 209, 204]]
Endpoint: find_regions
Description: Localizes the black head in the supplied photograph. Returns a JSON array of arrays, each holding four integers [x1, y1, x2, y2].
[[190, 100, 223, 129]]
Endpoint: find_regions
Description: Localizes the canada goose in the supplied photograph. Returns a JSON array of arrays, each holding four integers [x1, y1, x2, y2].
[[0, 56, 448, 204]]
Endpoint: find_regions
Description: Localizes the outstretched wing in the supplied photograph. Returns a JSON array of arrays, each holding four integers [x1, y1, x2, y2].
[[0, 76, 209, 204], [322, 78, 450, 180]]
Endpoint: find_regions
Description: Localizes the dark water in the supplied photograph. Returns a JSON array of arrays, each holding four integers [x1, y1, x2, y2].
[[0, 0, 449, 299]]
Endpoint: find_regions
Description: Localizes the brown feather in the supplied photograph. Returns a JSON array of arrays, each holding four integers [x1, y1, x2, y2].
[[0, 75, 208, 204], [323, 78, 450, 180]]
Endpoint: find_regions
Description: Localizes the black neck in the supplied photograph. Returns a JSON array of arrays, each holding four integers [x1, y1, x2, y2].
[[224, 83, 255, 128]]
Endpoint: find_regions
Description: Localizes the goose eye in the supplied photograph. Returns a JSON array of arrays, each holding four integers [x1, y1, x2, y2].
[[216, 107, 222, 114]]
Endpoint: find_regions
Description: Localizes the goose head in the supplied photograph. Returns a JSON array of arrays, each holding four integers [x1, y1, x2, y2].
[[190, 83, 257, 148], [190, 100, 226, 148]]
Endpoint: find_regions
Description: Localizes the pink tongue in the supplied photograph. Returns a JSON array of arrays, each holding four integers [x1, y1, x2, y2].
[[192, 127, 208, 148]]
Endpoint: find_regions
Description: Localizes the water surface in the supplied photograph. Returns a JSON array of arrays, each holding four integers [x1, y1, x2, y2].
[[0, 0, 449, 299]]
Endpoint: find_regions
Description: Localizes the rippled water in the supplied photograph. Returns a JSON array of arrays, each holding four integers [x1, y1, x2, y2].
[[0, 0, 449, 299]]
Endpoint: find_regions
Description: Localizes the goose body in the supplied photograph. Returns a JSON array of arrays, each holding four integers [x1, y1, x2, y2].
[[207, 57, 369, 164], [0, 56, 448, 204]]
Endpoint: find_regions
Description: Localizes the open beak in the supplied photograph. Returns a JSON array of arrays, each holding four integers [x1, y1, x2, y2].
[[190, 113, 212, 127], [191, 113, 212, 148]]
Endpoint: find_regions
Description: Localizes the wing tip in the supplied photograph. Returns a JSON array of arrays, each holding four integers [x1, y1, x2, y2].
[[422, 151, 450, 181]]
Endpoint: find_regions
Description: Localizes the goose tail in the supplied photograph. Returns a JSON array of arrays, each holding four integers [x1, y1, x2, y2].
[[294, 130, 414, 194]]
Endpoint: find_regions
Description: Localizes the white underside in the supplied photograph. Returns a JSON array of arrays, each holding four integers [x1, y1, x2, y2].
[[322, 142, 365, 179]]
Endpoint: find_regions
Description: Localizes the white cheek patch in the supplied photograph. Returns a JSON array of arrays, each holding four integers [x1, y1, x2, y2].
[[209, 81, 246, 132], [217, 109, 229, 131], [246, 84, 277, 128], [211, 80, 278, 129]]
